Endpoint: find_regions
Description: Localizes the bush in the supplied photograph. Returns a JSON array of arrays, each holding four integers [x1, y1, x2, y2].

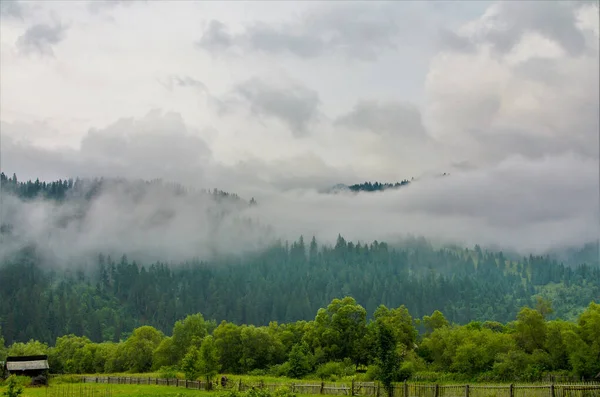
[[51, 374, 82, 384], [397, 361, 415, 381], [221, 390, 241, 397], [273, 385, 296, 397], [248, 369, 267, 377], [2, 375, 25, 397], [158, 365, 179, 379], [269, 362, 291, 378], [363, 365, 381, 382], [246, 388, 272, 397], [315, 360, 355, 381]]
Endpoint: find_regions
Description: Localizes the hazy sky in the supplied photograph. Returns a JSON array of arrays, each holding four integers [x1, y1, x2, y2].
[[0, 0, 598, 258]]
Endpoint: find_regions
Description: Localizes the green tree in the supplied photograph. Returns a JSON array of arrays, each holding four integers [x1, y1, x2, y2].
[[49, 335, 92, 374], [422, 310, 449, 334], [181, 344, 202, 381], [515, 307, 547, 353], [308, 297, 367, 366], [534, 296, 554, 319], [375, 320, 399, 395], [7, 340, 49, 356], [287, 342, 312, 379], [198, 335, 220, 387], [213, 321, 243, 373], [373, 305, 417, 354], [121, 326, 164, 373], [172, 314, 208, 363], [152, 337, 177, 370]]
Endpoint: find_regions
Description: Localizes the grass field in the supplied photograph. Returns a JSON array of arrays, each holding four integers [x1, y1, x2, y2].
[[0, 383, 216, 397]]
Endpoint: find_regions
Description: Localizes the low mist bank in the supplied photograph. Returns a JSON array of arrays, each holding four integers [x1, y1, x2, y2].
[[1, 153, 598, 265]]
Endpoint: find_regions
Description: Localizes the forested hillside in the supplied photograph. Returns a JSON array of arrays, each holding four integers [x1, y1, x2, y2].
[[0, 174, 598, 347]]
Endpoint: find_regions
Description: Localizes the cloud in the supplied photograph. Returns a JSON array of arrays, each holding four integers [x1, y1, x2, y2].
[[335, 100, 428, 138], [232, 77, 321, 137], [0, 0, 24, 19], [196, 20, 236, 53], [1, 1, 599, 264], [87, 0, 147, 14], [440, 1, 590, 56], [483, 1, 588, 56], [196, 2, 428, 61], [1, 150, 596, 265], [0, 111, 351, 195], [424, 1, 599, 166], [160, 75, 208, 93], [16, 22, 68, 56]]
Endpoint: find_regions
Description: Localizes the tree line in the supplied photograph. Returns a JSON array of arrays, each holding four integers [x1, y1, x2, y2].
[[1, 298, 599, 385], [1, 235, 598, 347]]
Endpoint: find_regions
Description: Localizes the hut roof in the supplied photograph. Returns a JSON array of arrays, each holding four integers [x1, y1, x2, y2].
[[6, 360, 49, 371], [5, 355, 49, 371]]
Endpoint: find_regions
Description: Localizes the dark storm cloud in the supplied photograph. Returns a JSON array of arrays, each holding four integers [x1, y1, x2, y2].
[[233, 78, 321, 137], [16, 22, 68, 56]]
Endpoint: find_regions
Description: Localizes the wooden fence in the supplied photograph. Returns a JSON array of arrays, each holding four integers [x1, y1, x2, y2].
[[81, 377, 600, 397]]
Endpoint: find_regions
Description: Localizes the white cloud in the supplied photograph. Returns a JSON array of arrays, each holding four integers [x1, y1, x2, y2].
[[0, 0, 598, 260]]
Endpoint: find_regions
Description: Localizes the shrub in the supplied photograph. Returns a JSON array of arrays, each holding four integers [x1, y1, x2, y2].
[[158, 365, 179, 379], [315, 360, 355, 381], [364, 365, 380, 381], [273, 385, 296, 397], [2, 375, 24, 397], [248, 369, 267, 377], [269, 362, 291, 378], [397, 361, 415, 381], [51, 374, 82, 384], [246, 387, 272, 397]]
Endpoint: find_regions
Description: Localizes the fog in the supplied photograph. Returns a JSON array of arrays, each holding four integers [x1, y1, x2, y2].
[[1, 0, 598, 265], [1, 150, 598, 265]]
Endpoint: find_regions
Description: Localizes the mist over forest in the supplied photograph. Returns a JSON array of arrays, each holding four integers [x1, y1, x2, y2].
[[0, 172, 598, 347], [1, 0, 599, 385]]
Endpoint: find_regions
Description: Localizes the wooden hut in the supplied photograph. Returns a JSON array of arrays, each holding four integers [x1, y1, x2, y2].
[[4, 355, 49, 384]]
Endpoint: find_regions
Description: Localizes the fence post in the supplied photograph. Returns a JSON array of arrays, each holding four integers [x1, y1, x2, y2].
[[509, 384, 514, 397], [186, 379, 189, 388], [464, 384, 469, 397], [351, 379, 355, 396], [376, 381, 380, 397], [434, 384, 439, 397], [403, 380, 408, 397], [321, 381, 325, 395], [239, 379, 242, 391], [550, 383, 555, 397]]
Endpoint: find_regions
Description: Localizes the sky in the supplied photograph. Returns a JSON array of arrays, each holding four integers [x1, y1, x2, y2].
[[0, 0, 599, 260]]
